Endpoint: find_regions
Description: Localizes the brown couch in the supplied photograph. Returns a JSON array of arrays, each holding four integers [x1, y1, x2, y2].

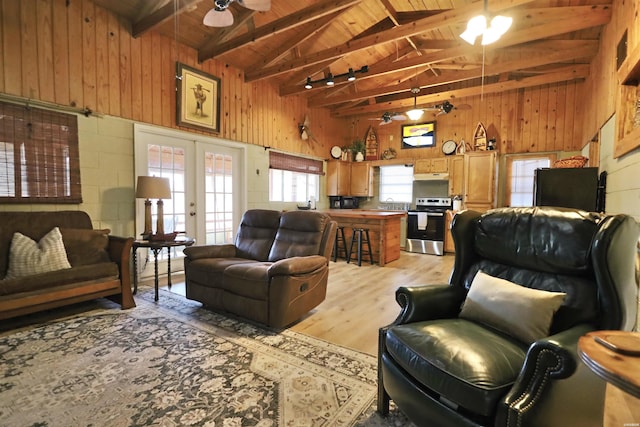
[[0, 211, 135, 319], [183, 209, 337, 328]]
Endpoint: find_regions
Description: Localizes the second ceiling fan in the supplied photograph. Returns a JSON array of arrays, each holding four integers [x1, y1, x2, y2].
[[203, 0, 271, 27]]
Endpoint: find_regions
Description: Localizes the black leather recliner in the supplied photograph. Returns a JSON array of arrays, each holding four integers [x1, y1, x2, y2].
[[378, 206, 639, 427]]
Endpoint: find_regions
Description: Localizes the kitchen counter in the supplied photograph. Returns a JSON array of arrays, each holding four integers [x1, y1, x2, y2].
[[321, 209, 407, 266]]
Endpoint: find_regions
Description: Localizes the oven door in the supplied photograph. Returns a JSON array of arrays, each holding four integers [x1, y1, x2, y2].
[[406, 211, 446, 255]]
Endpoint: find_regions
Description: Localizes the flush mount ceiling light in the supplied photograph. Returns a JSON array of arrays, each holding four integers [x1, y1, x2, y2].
[[303, 66, 369, 89], [406, 87, 424, 121], [460, 0, 512, 45]]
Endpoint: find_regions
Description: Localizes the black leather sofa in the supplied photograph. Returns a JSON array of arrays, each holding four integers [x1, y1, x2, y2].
[[378, 206, 639, 427]]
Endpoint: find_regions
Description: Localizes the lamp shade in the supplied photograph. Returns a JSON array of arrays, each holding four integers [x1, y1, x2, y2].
[[136, 176, 171, 200]]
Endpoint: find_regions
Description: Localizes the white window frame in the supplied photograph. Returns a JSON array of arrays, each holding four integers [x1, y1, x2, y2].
[[506, 154, 557, 207], [379, 165, 414, 203]]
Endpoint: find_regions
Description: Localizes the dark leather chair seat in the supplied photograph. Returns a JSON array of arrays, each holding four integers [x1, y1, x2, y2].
[[385, 319, 527, 417]]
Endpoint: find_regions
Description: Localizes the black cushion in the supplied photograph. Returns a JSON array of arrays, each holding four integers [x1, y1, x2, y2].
[[385, 319, 527, 417]]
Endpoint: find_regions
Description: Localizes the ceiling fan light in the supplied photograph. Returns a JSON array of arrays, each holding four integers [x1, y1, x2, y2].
[[406, 109, 424, 120], [490, 15, 512, 35], [326, 73, 334, 86], [203, 9, 234, 27], [347, 68, 356, 81], [460, 29, 478, 45], [460, 14, 487, 45], [481, 27, 502, 45], [304, 77, 313, 89]]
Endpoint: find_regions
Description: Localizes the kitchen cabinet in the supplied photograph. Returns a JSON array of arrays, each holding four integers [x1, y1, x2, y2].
[[326, 160, 350, 196], [463, 151, 497, 212], [349, 161, 373, 197], [414, 158, 448, 173], [448, 156, 464, 196], [614, 41, 640, 158]]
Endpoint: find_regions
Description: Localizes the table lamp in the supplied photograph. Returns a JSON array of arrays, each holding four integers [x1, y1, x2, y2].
[[135, 176, 171, 239]]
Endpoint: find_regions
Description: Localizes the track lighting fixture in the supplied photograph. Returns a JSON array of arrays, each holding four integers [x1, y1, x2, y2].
[[303, 66, 368, 89]]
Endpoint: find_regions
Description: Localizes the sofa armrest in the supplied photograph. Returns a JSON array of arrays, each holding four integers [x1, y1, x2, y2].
[[184, 244, 237, 260], [107, 235, 135, 309], [498, 324, 595, 427], [268, 255, 327, 276], [392, 284, 467, 325]]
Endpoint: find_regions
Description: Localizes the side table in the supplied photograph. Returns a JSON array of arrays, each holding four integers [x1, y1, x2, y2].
[[578, 330, 640, 398], [132, 237, 195, 301]]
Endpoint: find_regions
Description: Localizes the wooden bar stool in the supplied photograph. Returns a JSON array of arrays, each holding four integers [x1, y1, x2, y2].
[[332, 226, 348, 262], [348, 228, 374, 266]]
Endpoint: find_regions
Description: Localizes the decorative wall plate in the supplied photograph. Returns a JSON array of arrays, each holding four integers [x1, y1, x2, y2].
[[330, 145, 342, 159]]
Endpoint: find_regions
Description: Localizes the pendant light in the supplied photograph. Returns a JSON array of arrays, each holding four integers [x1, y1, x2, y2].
[[460, 0, 512, 45], [406, 87, 424, 121]]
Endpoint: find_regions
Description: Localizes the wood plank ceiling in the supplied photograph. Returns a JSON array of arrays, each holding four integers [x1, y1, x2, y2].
[[94, 0, 611, 121]]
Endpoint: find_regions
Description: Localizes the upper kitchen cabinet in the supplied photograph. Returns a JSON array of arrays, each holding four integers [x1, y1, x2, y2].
[[326, 161, 350, 196], [414, 158, 448, 173], [614, 40, 640, 158], [448, 156, 464, 196], [350, 162, 373, 197], [463, 152, 497, 212]]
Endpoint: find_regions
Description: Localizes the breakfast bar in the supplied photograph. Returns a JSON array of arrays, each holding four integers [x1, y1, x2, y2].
[[322, 210, 406, 267]]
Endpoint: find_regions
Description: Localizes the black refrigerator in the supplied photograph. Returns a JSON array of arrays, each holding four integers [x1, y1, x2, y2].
[[533, 167, 606, 212]]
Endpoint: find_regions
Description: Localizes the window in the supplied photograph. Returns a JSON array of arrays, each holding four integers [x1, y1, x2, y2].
[[506, 155, 556, 207], [0, 102, 81, 203], [379, 165, 413, 203], [268, 151, 321, 202]]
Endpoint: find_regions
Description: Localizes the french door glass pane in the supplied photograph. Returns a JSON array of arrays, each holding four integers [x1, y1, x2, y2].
[[204, 151, 234, 245]]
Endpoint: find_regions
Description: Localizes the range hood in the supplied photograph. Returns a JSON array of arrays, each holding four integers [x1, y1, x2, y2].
[[413, 173, 449, 181]]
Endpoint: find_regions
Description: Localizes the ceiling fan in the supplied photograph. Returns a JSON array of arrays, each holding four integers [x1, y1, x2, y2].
[[203, 0, 271, 27], [369, 112, 408, 126]]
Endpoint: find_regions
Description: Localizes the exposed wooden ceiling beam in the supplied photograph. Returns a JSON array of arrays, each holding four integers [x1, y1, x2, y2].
[[307, 40, 599, 107], [244, 0, 539, 82], [333, 65, 590, 117], [198, 0, 362, 62], [132, 0, 202, 38]]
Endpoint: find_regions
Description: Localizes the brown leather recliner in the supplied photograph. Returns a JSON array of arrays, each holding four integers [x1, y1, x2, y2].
[[183, 209, 337, 328], [378, 206, 639, 427]]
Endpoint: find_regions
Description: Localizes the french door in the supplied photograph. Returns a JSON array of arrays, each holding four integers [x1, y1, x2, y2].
[[134, 124, 245, 275]]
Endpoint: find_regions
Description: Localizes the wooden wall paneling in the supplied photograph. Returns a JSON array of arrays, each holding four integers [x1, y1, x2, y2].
[[36, 0, 55, 103], [241, 71, 250, 143], [94, 6, 109, 114], [140, 33, 153, 125], [233, 69, 242, 142], [82, 0, 97, 113], [554, 83, 567, 152], [2, 0, 23, 95], [150, 31, 162, 126], [20, 0, 39, 100], [520, 88, 532, 153], [545, 84, 558, 151], [0, 1, 3, 94], [564, 82, 577, 149], [160, 35, 172, 128], [67, 0, 83, 109], [129, 25, 141, 122], [105, 14, 121, 117], [52, 0, 70, 107], [529, 85, 541, 152]]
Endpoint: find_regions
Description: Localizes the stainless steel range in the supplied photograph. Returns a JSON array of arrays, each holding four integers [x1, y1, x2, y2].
[[406, 197, 452, 256]]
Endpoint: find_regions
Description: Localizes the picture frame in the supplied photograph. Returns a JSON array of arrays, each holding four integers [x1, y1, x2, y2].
[[401, 121, 436, 149], [176, 63, 221, 133]]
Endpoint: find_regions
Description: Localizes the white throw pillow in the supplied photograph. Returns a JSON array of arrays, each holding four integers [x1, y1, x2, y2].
[[459, 270, 566, 344], [5, 227, 72, 279]]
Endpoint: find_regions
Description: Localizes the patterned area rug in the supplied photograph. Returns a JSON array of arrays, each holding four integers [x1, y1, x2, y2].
[[0, 288, 413, 426]]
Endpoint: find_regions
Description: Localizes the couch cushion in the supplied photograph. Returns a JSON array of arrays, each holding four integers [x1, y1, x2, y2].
[[268, 211, 328, 261], [185, 258, 257, 287], [222, 263, 271, 300], [4, 227, 72, 279], [235, 209, 281, 261], [0, 263, 119, 295], [459, 271, 566, 344], [60, 228, 111, 266], [385, 319, 527, 417]]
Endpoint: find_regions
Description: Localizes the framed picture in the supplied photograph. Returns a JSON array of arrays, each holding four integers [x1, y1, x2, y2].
[[176, 63, 221, 133], [401, 121, 436, 149]]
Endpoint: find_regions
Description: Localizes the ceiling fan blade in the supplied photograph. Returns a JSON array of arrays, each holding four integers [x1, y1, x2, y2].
[[456, 104, 472, 110], [203, 8, 234, 27], [379, 120, 390, 126], [391, 114, 407, 121], [237, 0, 271, 11]]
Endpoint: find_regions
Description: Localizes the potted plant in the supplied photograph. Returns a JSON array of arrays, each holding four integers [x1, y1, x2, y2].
[[350, 139, 366, 162]]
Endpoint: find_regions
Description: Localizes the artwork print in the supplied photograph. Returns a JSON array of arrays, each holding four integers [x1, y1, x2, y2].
[[176, 63, 221, 133]]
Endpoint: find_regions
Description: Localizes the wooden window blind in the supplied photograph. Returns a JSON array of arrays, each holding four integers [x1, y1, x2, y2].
[[0, 101, 81, 203], [269, 151, 323, 175]]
